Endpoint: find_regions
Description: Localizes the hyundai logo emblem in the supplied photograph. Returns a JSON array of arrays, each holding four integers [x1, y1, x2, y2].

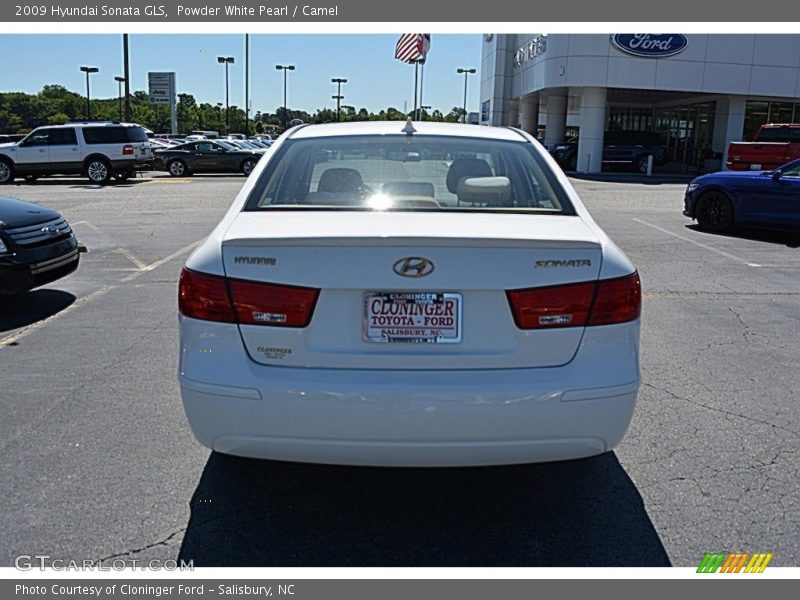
[[393, 257, 434, 278]]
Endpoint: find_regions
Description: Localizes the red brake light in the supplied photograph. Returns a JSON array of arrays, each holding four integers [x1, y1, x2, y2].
[[179, 268, 319, 327], [228, 279, 319, 327], [179, 268, 236, 323], [507, 272, 641, 329], [122, 144, 134, 155], [588, 272, 641, 326]]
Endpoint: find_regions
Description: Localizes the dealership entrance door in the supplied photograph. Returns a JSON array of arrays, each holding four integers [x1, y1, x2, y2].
[[606, 91, 717, 173]]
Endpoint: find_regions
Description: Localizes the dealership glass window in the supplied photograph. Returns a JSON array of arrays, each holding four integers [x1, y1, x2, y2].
[[742, 101, 800, 141], [743, 101, 770, 141], [768, 102, 795, 125]]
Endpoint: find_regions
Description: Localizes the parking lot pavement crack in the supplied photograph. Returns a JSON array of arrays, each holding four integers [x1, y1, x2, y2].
[[727, 306, 766, 344], [92, 527, 186, 564], [642, 382, 800, 438]]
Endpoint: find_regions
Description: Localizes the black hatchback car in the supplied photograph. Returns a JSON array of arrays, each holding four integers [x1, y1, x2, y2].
[[0, 196, 82, 295], [548, 130, 667, 173], [153, 140, 261, 177]]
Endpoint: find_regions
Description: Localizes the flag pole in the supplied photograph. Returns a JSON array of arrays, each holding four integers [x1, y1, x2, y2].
[[413, 60, 419, 120], [418, 59, 425, 120]]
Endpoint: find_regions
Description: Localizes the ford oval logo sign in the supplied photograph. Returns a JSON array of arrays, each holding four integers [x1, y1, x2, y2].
[[611, 34, 688, 58]]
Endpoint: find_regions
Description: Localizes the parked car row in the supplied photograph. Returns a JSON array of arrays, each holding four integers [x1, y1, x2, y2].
[[0, 121, 275, 184]]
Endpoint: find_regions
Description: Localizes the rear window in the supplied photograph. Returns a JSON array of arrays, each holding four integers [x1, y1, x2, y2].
[[757, 127, 799, 143], [245, 135, 571, 214], [82, 126, 148, 144]]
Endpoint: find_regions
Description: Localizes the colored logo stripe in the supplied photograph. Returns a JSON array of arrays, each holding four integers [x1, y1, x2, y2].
[[745, 553, 773, 573], [697, 552, 773, 573], [697, 553, 727, 573]]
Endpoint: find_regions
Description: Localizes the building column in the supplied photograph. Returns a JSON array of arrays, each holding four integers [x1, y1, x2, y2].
[[576, 87, 607, 174], [519, 95, 538, 136], [507, 99, 520, 129], [714, 96, 746, 170], [544, 90, 568, 146]]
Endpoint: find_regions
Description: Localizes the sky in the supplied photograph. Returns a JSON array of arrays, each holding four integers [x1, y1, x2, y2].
[[0, 34, 483, 115]]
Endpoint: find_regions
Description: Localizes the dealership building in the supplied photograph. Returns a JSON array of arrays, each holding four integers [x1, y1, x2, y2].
[[479, 34, 800, 173]]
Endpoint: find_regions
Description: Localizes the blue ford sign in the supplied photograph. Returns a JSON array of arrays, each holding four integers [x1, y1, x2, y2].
[[611, 34, 688, 58]]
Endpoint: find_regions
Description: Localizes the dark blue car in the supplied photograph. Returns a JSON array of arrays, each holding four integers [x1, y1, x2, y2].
[[683, 158, 800, 232]]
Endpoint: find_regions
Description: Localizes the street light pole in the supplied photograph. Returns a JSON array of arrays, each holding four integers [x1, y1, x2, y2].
[[122, 34, 131, 122], [244, 34, 250, 137], [217, 56, 235, 133], [456, 67, 476, 123], [331, 77, 347, 122], [276, 65, 295, 130], [79, 66, 99, 120], [114, 76, 126, 121]]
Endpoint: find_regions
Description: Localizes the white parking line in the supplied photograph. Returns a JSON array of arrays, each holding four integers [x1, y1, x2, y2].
[[0, 239, 201, 349], [113, 247, 148, 270], [71, 220, 101, 232], [633, 218, 762, 267]]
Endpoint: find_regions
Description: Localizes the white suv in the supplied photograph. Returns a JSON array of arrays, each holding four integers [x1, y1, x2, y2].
[[0, 122, 154, 185]]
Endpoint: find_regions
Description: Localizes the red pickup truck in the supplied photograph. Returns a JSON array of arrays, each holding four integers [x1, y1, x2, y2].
[[727, 123, 800, 171]]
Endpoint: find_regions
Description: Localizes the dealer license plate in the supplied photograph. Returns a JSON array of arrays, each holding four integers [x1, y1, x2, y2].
[[364, 292, 462, 344]]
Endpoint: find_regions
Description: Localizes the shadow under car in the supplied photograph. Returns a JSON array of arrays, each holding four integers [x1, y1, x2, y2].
[[178, 451, 670, 567]]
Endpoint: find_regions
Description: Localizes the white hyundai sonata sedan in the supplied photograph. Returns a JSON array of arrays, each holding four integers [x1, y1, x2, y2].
[[178, 120, 641, 467]]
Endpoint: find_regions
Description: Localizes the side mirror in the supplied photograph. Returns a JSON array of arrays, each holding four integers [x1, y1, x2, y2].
[[771, 170, 782, 181]]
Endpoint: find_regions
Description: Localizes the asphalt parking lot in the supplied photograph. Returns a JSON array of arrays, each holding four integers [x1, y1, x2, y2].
[[1, 172, 798, 567]]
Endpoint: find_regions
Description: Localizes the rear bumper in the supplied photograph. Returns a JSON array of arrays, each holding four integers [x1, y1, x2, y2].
[[109, 158, 152, 171], [178, 317, 641, 467], [726, 161, 779, 171]]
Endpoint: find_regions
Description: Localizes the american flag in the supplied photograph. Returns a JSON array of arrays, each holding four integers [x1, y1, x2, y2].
[[395, 34, 431, 63]]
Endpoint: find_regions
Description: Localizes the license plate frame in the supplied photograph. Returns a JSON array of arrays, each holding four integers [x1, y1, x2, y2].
[[363, 291, 462, 344]]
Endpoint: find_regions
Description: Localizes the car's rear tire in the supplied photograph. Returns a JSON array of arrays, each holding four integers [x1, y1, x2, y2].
[[168, 159, 188, 177], [0, 159, 14, 184], [86, 158, 112, 185], [115, 169, 134, 181], [241, 158, 257, 176], [695, 191, 734, 232]]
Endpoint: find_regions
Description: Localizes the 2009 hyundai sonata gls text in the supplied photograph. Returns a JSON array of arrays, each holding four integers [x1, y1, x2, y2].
[[178, 121, 641, 467]]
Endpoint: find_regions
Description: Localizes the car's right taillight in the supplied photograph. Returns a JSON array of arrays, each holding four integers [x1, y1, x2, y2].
[[507, 271, 641, 329], [178, 267, 319, 328]]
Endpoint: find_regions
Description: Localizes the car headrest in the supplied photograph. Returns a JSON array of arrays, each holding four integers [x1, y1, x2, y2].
[[317, 168, 364, 193], [446, 158, 493, 194]]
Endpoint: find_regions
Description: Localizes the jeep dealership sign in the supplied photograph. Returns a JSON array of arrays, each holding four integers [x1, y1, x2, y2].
[[611, 34, 688, 58]]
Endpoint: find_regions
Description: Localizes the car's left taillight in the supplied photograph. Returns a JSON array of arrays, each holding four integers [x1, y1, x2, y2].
[[122, 144, 134, 155], [179, 268, 236, 323], [179, 268, 319, 328]]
